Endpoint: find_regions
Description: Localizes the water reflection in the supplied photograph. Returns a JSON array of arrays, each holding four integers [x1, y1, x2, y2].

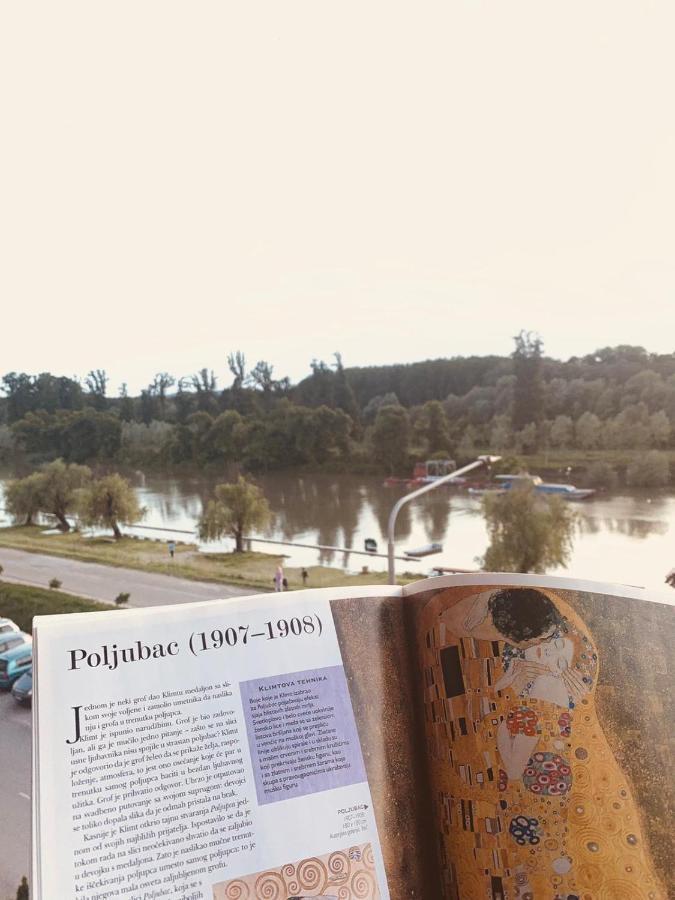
[[579, 516, 669, 539], [0, 466, 673, 593]]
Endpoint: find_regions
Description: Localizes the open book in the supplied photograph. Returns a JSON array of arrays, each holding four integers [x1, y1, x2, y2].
[[32, 573, 674, 900]]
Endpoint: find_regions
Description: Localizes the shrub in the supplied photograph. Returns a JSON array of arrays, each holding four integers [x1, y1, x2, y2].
[[49, 578, 62, 590], [626, 451, 670, 488], [584, 460, 618, 491], [115, 592, 130, 606]]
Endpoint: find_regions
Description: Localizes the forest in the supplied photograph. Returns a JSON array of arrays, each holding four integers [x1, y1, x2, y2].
[[1, 338, 674, 482]]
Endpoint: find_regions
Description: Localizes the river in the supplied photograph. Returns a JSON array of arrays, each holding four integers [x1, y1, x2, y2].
[[1, 468, 674, 593]]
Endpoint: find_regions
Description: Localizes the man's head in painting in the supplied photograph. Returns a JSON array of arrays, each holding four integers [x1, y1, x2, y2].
[[487, 588, 562, 645]]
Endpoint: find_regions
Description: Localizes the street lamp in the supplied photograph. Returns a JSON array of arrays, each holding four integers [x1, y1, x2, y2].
[[387, 455, 501, 584]]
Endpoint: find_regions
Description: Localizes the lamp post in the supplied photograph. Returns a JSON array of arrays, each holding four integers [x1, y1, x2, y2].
[[387, 455, 501, 584]]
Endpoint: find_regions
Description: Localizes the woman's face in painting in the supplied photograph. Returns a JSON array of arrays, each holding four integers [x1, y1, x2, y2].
[[524, 636, 573, 673]]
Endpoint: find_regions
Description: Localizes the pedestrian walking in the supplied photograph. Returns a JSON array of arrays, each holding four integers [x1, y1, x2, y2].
[[168, 540, 176, 559], [301, 567, 308, 586], [274, 565, 284, 592]]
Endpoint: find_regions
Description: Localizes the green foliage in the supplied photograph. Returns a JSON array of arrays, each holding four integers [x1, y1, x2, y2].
[[4, 344, 675, 476], [0, 580, 110, 633], [12, 408, 121, 462], [549, 415, 574, 448], [584, 460, 618, 490], [49, 578, 62, 589], [419, 400, 451, 454], [77, 474, 145, 539], [481, 483, 577, 573], [5, 472, 44, 525], [575, 411, 602, 449], [362, 393, 400, 424], [371, 405, 410, 473], [511, 331, 545, 433], [1, 372, 83, 423], [198, 476, 271, 551], [38, 459, 92, 531], [115, 592, 130, 605], [626, 451, 670, 488], [489, 455, 522, 477]]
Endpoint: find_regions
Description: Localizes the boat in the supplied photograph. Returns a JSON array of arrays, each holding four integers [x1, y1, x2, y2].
[[468, 473, 595, 501], [405, 542, 443, 558], [384, 459, 465, 488]]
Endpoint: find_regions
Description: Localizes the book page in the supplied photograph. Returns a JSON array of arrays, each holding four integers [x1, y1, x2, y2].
[[32, 586, 404, 900], [403, 573, 674, 900]]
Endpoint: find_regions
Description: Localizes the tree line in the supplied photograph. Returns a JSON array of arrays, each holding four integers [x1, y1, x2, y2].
[[2, 339, 675, 476]]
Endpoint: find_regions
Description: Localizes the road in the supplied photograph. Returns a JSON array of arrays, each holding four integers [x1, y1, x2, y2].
[[0, 690, 31, 899], [0, 547, 257, 607]]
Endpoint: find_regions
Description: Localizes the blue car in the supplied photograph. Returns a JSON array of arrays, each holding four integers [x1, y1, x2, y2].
[[0, 639, 33, 689], [11, 667, 32, 705]]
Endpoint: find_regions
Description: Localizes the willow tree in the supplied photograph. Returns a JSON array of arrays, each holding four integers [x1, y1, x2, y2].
[[77, 473, 145, 539], [480, 482, 576, 574], [198, 476, 270, 552], [39, 459, 91, 532], [5, 472, 44, 525]]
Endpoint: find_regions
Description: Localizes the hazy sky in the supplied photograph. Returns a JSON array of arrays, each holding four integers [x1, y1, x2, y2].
[[2, 2, 673, 395]]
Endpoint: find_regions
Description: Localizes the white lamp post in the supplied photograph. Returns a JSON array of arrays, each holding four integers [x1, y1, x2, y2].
[[387, 455, 501, 584]]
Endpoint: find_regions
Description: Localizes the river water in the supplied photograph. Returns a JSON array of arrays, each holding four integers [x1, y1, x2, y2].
[[1, 468, 674, 594]]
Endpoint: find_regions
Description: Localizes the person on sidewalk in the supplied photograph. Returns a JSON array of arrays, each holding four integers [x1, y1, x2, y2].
[[274, 565, 284, 592]]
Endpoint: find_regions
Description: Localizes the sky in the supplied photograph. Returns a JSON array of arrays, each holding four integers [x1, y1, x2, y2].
[[1, 2, 674, 395]]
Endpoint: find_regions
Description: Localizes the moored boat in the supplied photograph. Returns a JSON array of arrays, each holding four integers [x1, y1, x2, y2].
[[468, 473, 595, 501]]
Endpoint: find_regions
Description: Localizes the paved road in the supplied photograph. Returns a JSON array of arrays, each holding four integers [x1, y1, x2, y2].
[[0, 547, 257, 607], [0, 690, 31, 899]]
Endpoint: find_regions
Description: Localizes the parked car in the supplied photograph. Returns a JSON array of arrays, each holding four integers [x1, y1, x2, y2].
[[0, 639, 33, 689], [11, 668, 32, 705], [0, 617, 21, 635], [0, 631, 29, 656]]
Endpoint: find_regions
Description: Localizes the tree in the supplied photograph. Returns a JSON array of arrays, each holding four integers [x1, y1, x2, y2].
[[649, 410, 671, 448], [481, 482, 576, 573], [489, 415, 512, 453], [5, 473, 44, 525], [332, 353, 359, 421], [198, 476, 271, 552], [575, 411, 602, 450], [227, 351, 247, 389], [38, 459, 91, 531], [584, 460, 618, 490], [511, 331, 545, 433], [371, 405, 410, 473], [362, 392, 400, 424], [150, 373, 175, 417], [191, 369, 218, 413], [626, 451, 670, 488], [549, 415, 574, 449], [456, 425, 477, 461], [85, 369, 108, 410], [77, 473, 145, 539], [419, 400, 450, 454], [118, 383, 135, 422]]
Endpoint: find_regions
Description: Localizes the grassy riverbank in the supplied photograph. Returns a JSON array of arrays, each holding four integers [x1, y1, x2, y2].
[[0, 580, 110, 633], [0, 526, 409, 592]]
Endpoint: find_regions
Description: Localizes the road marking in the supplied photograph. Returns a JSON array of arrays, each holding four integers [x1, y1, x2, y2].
[[19, 792, 30, 800]]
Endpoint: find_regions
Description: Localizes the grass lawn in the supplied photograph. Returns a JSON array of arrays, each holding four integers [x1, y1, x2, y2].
[[0, 526, 412, 592], [0, 580, 110, 633]]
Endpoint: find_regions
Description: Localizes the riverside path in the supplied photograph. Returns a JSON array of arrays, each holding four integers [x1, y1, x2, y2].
[[0, 547, 257, 607]]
